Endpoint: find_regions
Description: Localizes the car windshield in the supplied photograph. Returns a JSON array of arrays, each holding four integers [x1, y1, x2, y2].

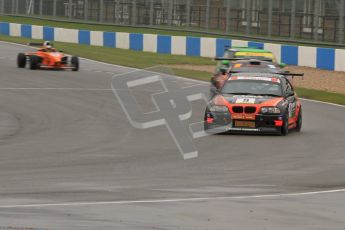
[[221, 80, 283, 96], [236, 56, 273, 62], [231, 67, 279, 73], [224, 50, 235, 58]]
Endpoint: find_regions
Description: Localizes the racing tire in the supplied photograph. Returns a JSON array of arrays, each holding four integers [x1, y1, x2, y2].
[[17, 53, 26, 68], [71, 56, 79, 71], [204, 121, 212, 133], [29, 56, 40, 70], [280, 112, 289, 136], [296, 109, 302, 132], [204, 112, 210, 131]]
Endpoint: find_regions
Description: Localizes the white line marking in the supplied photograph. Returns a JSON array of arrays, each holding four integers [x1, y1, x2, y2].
[[1, 188, 345, 209], [182, 83, 207, 89], [126, 75, 160, 87], [0, 56, 14, 61], [0, 41, 35, 49], [300, 98, 345, 108], [0, 88, 112, 91]]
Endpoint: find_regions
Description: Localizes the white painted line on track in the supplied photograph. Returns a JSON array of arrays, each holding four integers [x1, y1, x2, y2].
[[1, 188, 345, 209], [0, 87, 113, 91], [0, 56, 15, 61], [0, 87, 162, 93], [300, 98, 345, 108], [0, 41, 35, 49], [182, 83, 208, 89]]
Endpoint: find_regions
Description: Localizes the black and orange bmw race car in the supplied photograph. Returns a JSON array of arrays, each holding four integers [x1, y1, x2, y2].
[[17, 41, 79, 71], [205, 73, 302, 135]]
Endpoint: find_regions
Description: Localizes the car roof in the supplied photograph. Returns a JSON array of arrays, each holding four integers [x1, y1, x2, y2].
[[231, 59, 275, 65], [229, 61, 280, 74], [230, 59, 278, 69], [228, 72, 285, 80]]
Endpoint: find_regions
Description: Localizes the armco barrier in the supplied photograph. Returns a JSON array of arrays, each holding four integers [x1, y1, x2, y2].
[[1, 21, 345, 72]]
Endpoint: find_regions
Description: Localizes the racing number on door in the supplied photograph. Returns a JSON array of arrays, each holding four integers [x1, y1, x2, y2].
[[288, 102, 296, 118]]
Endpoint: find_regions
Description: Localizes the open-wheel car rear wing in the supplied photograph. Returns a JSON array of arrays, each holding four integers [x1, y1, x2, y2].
[[27, 41, 53, 47], [214, 57, 274, 62]]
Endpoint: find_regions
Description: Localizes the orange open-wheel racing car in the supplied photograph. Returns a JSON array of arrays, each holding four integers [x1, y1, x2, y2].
[[17, 41, 79, 71]]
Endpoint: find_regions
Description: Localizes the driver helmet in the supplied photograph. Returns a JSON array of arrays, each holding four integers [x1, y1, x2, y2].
[[43, 41, 52, 46], [43, 41, 55, 51]]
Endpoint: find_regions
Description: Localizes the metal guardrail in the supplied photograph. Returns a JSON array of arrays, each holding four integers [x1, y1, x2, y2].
[[2, 13, 345, 49]]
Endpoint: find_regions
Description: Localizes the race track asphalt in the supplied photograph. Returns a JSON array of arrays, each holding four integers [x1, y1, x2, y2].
[[0, 41, 345, 230]]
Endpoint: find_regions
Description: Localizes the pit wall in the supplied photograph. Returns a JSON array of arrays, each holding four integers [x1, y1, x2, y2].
[[1, 22, 345, 72]]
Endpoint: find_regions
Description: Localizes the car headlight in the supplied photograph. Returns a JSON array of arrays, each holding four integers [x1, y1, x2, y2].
[[260, 107, 281, 114], [209, 105, 229, 113]]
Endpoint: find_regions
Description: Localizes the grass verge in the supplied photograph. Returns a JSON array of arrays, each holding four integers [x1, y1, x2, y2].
[[295, 87, 345, 106], [1, 35, 345, 106]]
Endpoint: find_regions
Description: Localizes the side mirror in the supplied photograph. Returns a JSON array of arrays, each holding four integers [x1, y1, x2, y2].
[[210, 86, 219, 95], [286, 91, 295, 97], [279, 63, 287, 68]]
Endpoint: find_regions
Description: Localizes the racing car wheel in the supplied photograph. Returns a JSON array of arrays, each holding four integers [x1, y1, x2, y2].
[[29, 56, 41, 70], [296, 108, 302, 132], [71, 56, 79, 71], [17, 53, 26, 68], [280, 111, 289, 136]]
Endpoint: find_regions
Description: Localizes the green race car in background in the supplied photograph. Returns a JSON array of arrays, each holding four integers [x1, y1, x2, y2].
[[215, 47, 286, 74], [224, 47, 277, 61]]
